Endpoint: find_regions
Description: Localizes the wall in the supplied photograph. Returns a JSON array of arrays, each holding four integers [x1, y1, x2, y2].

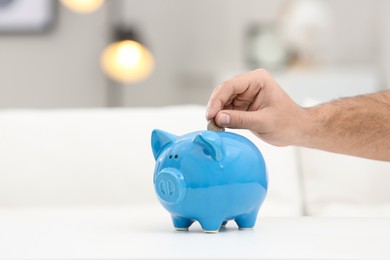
[[378, 0, 390, 87], [119, 0, 384, 107], [0, 0, 387, 108], [118, 0, 287, 106], [0, 2, 109, 108]]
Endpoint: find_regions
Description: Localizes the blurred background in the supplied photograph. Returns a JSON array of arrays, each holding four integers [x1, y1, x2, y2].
[[0, 0, 389, 108], [0, 0, 389, 220]]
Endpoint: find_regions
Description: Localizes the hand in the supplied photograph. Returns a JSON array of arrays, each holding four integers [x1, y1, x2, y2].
[[206, 69, 306, 146]]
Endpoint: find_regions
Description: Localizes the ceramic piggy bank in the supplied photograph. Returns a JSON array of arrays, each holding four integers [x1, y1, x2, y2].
[[151, 129, 268, 233]]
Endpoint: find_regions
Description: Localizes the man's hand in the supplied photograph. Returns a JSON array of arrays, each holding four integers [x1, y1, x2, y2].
[[206, 69, 306, 146], [206, 69, 390, 161]]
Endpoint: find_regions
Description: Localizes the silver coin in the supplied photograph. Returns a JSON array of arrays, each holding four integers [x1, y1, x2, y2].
[[207, 120, 225, 131]]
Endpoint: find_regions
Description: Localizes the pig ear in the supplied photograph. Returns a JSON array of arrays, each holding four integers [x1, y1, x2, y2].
[[151, 129, 176, 160], [193, 131, 224, 161]]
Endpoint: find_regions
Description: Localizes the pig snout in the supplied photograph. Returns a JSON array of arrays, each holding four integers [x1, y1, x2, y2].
[[155, 168, 187, 204]]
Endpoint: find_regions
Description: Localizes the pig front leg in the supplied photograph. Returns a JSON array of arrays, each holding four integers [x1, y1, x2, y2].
[[198, 218, 224, 233], [235, 210, 259, 230], [172, 216, 194, 231]]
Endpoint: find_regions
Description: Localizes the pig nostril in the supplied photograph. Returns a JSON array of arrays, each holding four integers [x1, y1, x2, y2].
[[175, 154, 178, 159], [169, 155, 172, 159]]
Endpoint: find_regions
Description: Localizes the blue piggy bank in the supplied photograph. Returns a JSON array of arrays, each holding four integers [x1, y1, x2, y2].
[[151, 129, 268, 233]]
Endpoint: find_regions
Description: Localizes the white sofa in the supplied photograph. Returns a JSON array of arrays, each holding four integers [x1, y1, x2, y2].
[[0, 105, 389, 217]]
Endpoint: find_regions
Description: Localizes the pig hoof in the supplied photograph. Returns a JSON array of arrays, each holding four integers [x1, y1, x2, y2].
[[238, 227, 254, 231], [203, 230, 219, 234], [175, 228, 189, 231]]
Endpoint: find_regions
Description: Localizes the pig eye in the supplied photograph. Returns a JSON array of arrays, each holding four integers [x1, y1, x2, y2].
[[174, 154, 179, 159], [169, 155, 172, 159]]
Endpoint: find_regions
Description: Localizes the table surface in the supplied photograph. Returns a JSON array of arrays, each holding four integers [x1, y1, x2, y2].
[[0, 206, 389, 260]]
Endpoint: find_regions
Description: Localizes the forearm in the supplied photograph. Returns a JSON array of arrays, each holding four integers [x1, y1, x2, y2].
[[297, 90, 390, 161]]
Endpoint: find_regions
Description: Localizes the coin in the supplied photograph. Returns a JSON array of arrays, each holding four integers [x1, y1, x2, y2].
[[207, 119, 225, 132]]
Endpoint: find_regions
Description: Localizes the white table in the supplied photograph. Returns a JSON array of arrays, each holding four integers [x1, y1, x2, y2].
[[0, 206, 389, 259]]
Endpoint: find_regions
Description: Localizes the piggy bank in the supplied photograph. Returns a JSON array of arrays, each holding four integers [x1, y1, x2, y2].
[[151, 129, 268, 233]]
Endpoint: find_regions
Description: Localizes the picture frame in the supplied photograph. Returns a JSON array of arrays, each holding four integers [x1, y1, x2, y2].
[[0, 0, 55, 33]]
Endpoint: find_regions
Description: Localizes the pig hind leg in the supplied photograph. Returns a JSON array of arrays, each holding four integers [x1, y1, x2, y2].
[[235, 210, 259, 230], [172, 216, 194, 231]]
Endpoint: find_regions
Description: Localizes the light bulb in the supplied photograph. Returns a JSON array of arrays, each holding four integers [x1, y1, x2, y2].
[[101, 40, 154, 84], [60, 0, 105, 14]]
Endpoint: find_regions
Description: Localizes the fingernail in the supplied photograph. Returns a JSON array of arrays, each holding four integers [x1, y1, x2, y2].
[[218, 113, 230, 125]]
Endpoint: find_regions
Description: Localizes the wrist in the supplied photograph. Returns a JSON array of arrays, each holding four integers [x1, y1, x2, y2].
[[293, 106, 322, 148]]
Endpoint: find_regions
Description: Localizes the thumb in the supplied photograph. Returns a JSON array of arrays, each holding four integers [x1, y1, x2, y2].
[[215, 110, 257, 130]]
